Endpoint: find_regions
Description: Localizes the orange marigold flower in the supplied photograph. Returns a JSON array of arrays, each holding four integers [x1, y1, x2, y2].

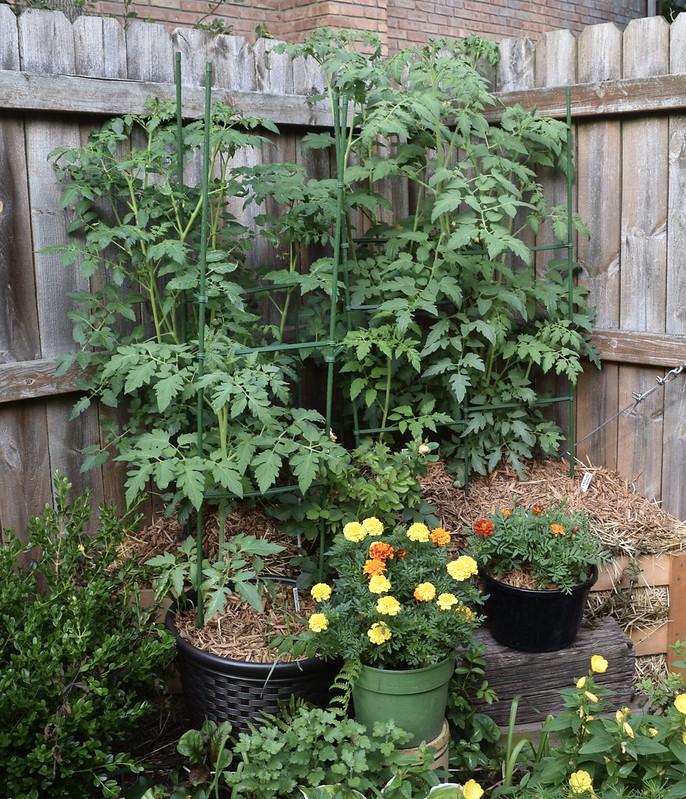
[[396, 549, 408, 559], [473, 519, 495, 537], [430, 527, 451, 546], [532, 504, 543, 514], [369, 542, 395, 562], [500, 509, 511, 517], [362, 558, 387, 578], [550, 523, 566, 537]]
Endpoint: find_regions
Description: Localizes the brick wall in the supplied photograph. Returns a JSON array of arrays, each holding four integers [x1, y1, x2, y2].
[[86, 0, 650, 48]]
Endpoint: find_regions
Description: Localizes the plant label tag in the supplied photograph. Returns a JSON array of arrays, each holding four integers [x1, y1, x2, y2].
[[580, 472, 593, 493], [292, 586, 300, 612]]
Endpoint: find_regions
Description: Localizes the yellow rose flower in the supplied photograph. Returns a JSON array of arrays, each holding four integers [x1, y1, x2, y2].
[[461, 779, 484, 799], [569, 769, 594, 794], [675, 694, 686, 715], [576, 676, 587, 689], [311, 583, 332, 602], [436, 592, 458, 610], [590, 654, 608, 674], [368, 574, 392, 594], [376, 595, 401, 616], [447, 555, 479, 581], [406, 522, 430, 542], [413, 582, 436, 601], [361, 516, 384, 537], [367, 621, 392, 645], [308, 613, 329, 633], [343, 521, 366, 542]]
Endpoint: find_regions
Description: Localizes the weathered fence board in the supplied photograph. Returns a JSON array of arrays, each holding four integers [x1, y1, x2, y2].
[[0, 10, 685, 534], [575, 24, 624, 472], [616, 17, 670, 506]]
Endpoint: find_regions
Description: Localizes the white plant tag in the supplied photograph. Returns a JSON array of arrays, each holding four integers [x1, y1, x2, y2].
[[293, 586, 301, 612], [580, 472, 593, 493]]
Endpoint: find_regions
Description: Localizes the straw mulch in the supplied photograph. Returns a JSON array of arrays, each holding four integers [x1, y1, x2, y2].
[[419, 457, 686, 684], [420, 457, 686, 557]]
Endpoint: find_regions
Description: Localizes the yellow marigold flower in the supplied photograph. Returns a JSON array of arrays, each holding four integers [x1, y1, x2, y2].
[[436, 592, 458, 610], [576, 676, 587, 689], [367, 621, 392, 644], [414, 582, 436, 601], [343, 521, 366, 542], [569, 769, 594, 795], [368, 574, 391, 594], [362, 558, 387, 578], [406, 522, 430, 542], [591, 654, 608, 674], [675, 694, 686, 715], [376, 595, 401, 616], [462, 779, 484, 799], [550, 523, 566, 536], [369, 541, 394, 561], [584, 691, 599, 703], [361, 516, 384, 537], [447, 555, 479, 581], [311, 583, 332, 602], [623, 721, 634, 738], [430, 527, 451, 546], [308, 613, 329, 632]]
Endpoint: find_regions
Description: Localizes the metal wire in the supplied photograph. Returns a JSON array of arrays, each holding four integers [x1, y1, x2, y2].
[[563, 360, 686, 457]]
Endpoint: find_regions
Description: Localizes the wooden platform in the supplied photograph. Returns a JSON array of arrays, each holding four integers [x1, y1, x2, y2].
[[471, 617, 635, 726]]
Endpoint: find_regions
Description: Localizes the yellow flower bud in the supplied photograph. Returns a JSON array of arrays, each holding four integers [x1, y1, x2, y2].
[[675, 694, 686, 715]]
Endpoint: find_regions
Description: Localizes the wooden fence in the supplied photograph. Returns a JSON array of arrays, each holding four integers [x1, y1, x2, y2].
[[1, 8, 685, 541]]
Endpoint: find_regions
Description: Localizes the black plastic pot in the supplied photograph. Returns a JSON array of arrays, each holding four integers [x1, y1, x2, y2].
[[480, 567, 598, 652], [165, 580, 339, 732]]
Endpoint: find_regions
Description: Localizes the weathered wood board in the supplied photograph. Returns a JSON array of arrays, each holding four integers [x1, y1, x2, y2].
[[472, 617, 634, 725]]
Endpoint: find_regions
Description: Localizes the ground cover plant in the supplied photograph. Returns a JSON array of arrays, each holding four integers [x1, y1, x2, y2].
[[0, 474, 174, 799]]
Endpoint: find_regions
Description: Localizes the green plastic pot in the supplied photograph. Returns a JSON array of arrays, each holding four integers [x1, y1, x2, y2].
[[352, 656, 455, 746]]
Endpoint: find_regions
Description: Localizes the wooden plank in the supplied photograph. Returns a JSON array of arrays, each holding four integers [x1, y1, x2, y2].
[[0, 359, 87, 403], [575, 24, 623, 470], [616, 17, 670, 506], [533, 30, 578, 443], [663, 15, 686, 521], [0, 69, 333, 126], [667, 552, 686, 669], [593, 554, 672, 592], [630, 623, 669, 657], [591, 330, 686, 367], [19, 9, 101, 508], [473, 617, 634, 725]]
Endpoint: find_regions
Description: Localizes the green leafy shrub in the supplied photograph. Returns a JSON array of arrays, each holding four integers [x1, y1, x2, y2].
[[0, 474, 174, 799]]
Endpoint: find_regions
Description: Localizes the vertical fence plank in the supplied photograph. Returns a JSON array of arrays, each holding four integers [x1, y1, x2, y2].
[[0, 6, 50, 537], [533, 29, 578, 444], [617, 17, 670, 504], [126, 20, 175, 82], [662, 14, 686, 519], [575, 23, 623, 470]]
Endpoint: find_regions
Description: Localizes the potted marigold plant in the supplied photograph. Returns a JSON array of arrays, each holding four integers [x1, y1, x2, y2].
[[466, 502, 611, 653], [274, 516, 483, 746]]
